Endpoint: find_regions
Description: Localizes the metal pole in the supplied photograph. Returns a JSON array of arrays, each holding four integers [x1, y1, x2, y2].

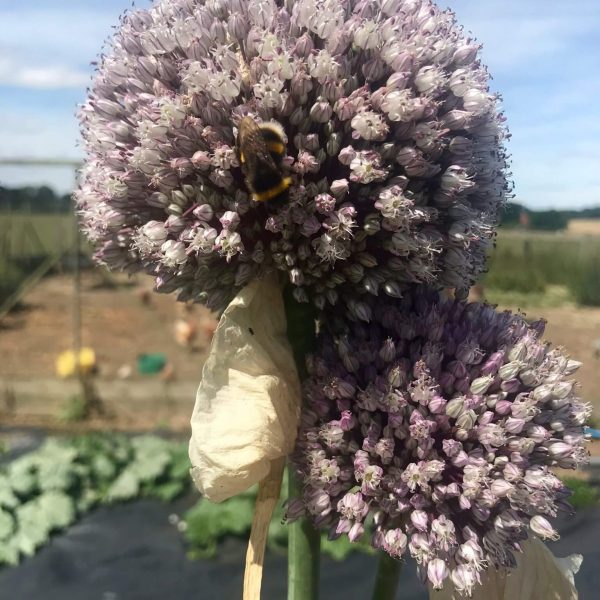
[[0, 158, 82, 167], [72, 180, 82, 376]]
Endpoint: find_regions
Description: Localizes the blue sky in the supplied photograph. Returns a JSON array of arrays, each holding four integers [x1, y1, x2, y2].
[[0, 0, 599, 209]]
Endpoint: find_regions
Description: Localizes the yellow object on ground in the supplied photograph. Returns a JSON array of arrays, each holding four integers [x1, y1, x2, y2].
[[55, 348, 96, 378]]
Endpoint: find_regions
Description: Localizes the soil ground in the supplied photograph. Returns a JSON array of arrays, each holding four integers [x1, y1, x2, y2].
[[0, 269, 216, 382]]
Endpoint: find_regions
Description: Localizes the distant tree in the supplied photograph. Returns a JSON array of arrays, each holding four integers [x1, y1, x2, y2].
[[34, 186, 57, 211], [528, 210, 568, 231], [499, 202, 525, 228], [0, 185, 70, 213]]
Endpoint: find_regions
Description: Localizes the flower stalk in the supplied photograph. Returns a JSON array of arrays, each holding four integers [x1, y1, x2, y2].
[[372, 552, 402, 600], [284, 286, 321, 600]]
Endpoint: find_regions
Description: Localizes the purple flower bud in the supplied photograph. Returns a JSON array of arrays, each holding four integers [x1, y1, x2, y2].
[[191, 151, 212, 170], [410, 510, 429, 532], [481, 351, 504, 376], [285, 498, 306, 521], [446, 397, 465, 419], [219, 211, 240, 230], [532, 384, 554, 403], [547, 441, 573, 459], [429, 395, 447, 414], [383, 529, 407, 558], [529, 515, 559, 541], [495, 400, 512, 416], [338, 146, 356, 166], [505, 417, 525, 434], [310, 98, 333, 123], [552, 382, 573, 399], [379, 338, 396, 362], [427, 558, 449, 589], [499, 361, 521, 381], [193, 204, 214, 222], [347, 521, 364, 542], [490, 479, 513, 497], [470, 375, 494, 395], [330, 178, 349, 198], [443, 439, 462, 457], [452, 451, 468, 468], [501, 378, 521, 393], [453, 565, 479, 597], [564, 359, 582, 375], [456, 410, 477, 430], [453, 44, 479, 65]]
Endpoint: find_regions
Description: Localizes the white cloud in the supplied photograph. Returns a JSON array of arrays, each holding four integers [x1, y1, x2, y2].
[[0, 58, 89, 89], [0, 4, 130, 66], [447, 0, 600, 73]]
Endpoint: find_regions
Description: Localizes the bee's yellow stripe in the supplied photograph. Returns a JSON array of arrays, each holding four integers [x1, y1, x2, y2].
[[239, 151, 246, 164], [252, 177, 292, 202], [265, 141, 285, 155]]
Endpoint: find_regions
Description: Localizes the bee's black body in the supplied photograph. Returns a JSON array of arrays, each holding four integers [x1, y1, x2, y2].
[[236, 117, 291, 204]]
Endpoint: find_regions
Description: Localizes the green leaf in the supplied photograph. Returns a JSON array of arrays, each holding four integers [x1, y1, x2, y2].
[[0, 476, 19, 509], [183, 496, 255, 556], [131, 452, 171, 482], [167, 445, 192, 481], [0, 509, 15, 540], [106, 469, 140, 502], [131, 435, 170, 456], [8, 457, 38, 497], [0, 539, 20, 566], [151, 481, 185, 502], [14, 502, 50, 555], [37, 491, 76, 530], [37, 459, 75, 492], [76, 489, 100, 513], [91, 454, 117, 482]]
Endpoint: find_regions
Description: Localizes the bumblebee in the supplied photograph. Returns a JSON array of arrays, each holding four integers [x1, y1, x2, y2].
[[236, 116, 291, 204]]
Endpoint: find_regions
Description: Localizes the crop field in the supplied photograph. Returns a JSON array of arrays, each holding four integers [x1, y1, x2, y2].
[[0, 213, 76, 304], [484, 229, 600, 307], [0, 213, 75, 260]]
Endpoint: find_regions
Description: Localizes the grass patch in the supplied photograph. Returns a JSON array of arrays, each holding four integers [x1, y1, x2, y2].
[[484, 232, 600, 307], [484, 285, 573, 310], [562, 477, 600, 509], [60, 395, 88, 423]]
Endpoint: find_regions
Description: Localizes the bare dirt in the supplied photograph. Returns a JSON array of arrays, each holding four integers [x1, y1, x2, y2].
[[0, 270, 216, 382], [0, 269, 217, 430]]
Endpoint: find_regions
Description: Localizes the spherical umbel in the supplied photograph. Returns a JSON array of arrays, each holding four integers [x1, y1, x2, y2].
[[77, 0, 510, 312], [291, 291, 589, 594]]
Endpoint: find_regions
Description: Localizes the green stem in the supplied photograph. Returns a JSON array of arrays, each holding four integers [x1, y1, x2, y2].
[[371, 552, 402, 600], [284, 287, 321, 600], [287, 468, 321, 600]]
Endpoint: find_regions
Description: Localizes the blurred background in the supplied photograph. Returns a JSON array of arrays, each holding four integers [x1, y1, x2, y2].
[[0, 1, 599, 599]]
